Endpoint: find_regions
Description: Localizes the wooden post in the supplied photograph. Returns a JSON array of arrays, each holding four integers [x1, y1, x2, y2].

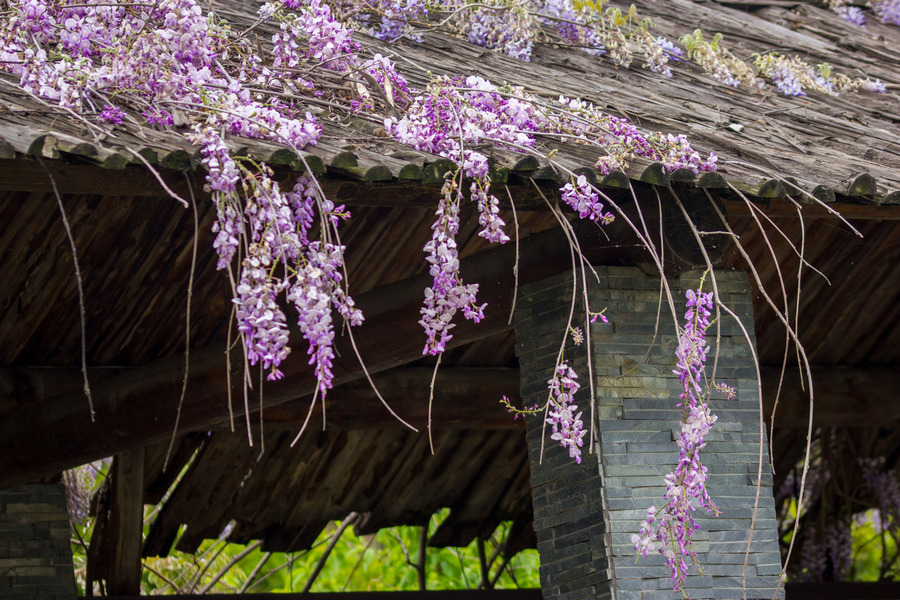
[[107, 447, 145, 595]]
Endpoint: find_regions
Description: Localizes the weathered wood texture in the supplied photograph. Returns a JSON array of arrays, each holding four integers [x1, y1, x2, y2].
[[1, 0, 899, 204], [141, 428, 534, 555], [762, 366, 900, 429], [108, 448, 145, 595], [0, 219, 645, 488], [87, 451, 147, 591]]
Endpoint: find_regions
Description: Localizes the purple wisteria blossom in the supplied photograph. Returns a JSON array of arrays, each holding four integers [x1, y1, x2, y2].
[[288, 241, 362, 393], [561, 175, 614, 223], [833, 1, 867, 26], [872, 0, 900, 24], [385, 76, 719, 353], [632, 287, 721, 592], [234, 245, 291, 380], [192, 128, 242, 269], [860, 457, 900, 529], [373, 0, 428, 42], [98, 105, 126, 125], [463, 3, 535, 61], [2, 0, 731, 428], [419, 176, 485, 355], [795, 522, 853, 582], [546, 361, 587, 464], [556, 95, 718, 174], [538, 0, 604, 56]]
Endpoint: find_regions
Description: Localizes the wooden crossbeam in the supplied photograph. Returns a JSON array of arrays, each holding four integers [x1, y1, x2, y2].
[[722, 197, 900, 221], [762, 366, 900, 429], [255, 367, 523, 431], [0, 222, 642, 487]]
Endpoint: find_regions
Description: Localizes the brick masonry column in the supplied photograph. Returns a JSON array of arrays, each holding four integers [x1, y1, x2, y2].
[[0, 484, 77, 599], [515, 266, 783, 600]]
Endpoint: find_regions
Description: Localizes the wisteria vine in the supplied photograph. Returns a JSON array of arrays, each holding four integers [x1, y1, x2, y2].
[[631, 286, 725, 591]]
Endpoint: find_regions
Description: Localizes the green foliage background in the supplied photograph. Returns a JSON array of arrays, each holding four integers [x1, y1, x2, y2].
[[71, 485, 540, 595]]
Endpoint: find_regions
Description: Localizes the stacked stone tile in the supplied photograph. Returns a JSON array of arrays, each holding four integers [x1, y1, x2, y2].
[[0, 484, 77, 599], [515, 266, 784, 600]]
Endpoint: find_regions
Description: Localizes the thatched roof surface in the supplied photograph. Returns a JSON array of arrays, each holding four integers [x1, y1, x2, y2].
[[1, 0, 899, 202]]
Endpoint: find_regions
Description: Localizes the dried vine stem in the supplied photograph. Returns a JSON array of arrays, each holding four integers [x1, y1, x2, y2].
[[670, 192, 763, 598], [505, 184, 520, 327], [163, 180, 199, 471], [704, 187, 818, 598], [427, 353, 441, 454], [533, 183, 582, 465], [38, 157, 95, 420]]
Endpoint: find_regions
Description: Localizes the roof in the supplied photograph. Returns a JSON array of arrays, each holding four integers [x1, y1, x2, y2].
[[2, 0, 900, 201], [0, 0, 899, 558]]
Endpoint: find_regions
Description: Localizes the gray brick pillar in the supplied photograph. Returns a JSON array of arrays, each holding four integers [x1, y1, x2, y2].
[[515, 266, 783, 600], [0, 484, 77, 599]]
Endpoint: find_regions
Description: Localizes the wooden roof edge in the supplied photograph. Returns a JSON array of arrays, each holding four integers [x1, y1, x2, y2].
[[2, 141, 899, 219]]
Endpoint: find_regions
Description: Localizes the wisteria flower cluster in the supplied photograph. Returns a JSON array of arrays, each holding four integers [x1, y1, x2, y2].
[[546, 361, 588, 464], [561, 175, 614, 222], [830, 0, 900, 25], [794, 522, 853, 582], [339, 0, 428, 43], [340, 0, 890, 99], [385, 75, 719, 346], [632, 287, 722, 592], [872, 0, 900, 25], [0, 0, 224, 113], [200, 137, 361, 387], [829, 0, 867, 26], [461, 0, 536, 61], [860, 457, 900, 529], [555, 95, 718, 174], [755, 53, 886, 96], [0, 0, 723, 403], [418, 176, 487, 355], [0, 0, 422, 391], [680, 29, 764, 89]]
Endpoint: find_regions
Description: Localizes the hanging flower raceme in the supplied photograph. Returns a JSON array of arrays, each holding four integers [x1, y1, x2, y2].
[[632, 287, 721, 592], [419, 176, 486, 355], [385, 75, 722, 352], [546, 361, 587, 464], [387, 76, 537, 352], [561, 175, 614, 223]]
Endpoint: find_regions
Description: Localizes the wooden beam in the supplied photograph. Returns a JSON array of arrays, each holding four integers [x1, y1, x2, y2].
[[86, 448, 145, 594], [104, 591, 543, 600], [9, 158, 894, 221], [0, 222, 642, 487], [723, 197, 900, 221], [254, 367, 523, 430], [762, 365, 900, 428]]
